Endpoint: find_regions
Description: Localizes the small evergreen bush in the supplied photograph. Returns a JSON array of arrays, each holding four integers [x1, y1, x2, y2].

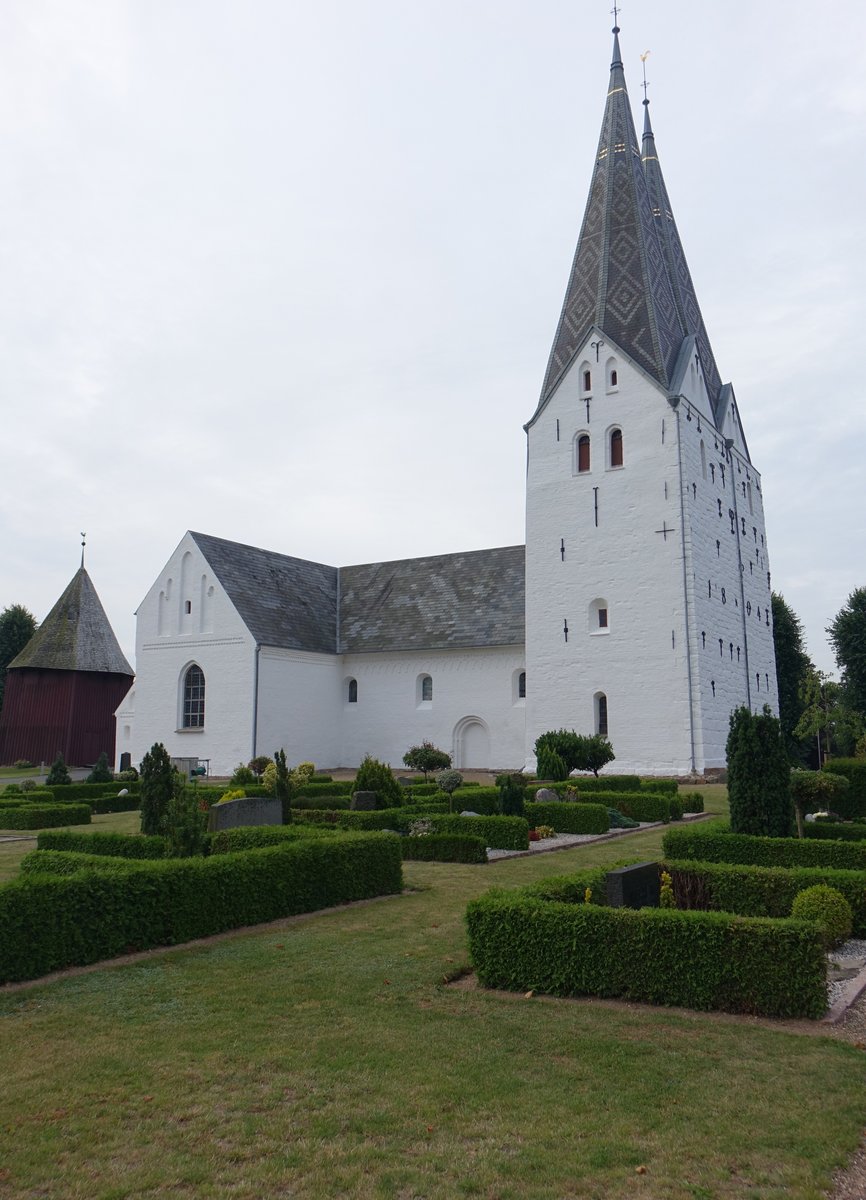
[[355, 754, 404, 808], [86, 752, 113, 784], [791, 885, 853, 949], [727, 705, 791, 837], [46, 755, 71, 786]]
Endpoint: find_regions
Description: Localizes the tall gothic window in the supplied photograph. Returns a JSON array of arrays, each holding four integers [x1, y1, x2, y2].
[[182, 664, 205, 728], [595, 692, 608, 737], [421, 675, 433, 702], [610, 428, 623, 468], [518, 671, 526, 699], [577, 434, 590, 474], [347, 678, 358, 703]]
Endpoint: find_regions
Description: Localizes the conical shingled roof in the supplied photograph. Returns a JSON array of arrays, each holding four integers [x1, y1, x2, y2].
[[641, 98, 723, 412], [538, 28, 683, 406], [10, 567, 133, 676]]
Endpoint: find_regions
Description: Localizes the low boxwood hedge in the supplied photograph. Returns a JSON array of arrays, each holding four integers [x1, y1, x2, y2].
[[680, 791, 705, 814], [663, 857, 866, 936], [663, 821, 866, 871], [805, 822, 866, 843], [37, 830, 168, 858], [525, 801, 609, 835], [0, 833, 404, 984], [91, 793, 141, 815], [294, 804, 450, 832], [465, 885, 827, 1019], [44, 782, 140, 802], [401, 835, 487, 864], [1, 787, 55, 802], [448, 788, 501, 816], [208, 825, 336, 854], [292, 794, 351, 811], [429, 815, 529, 851], [294, 781, 355, 798], [0, 804, 92, 830]]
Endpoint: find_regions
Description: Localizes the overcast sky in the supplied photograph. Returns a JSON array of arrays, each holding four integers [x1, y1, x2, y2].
[[2, 0, 864, 676]]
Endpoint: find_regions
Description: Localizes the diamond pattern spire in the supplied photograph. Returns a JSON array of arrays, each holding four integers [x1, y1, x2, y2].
[[641, 99, 723, 411], [538, 28, 683, 406]]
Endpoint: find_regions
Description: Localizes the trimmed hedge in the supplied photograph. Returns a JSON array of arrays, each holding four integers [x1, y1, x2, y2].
[[525, 802, 609, 835], [1, 787, 55, 802], [38, 830, 168, 859], [91, 793, 141, 815], [448, 787, 501, 816], [639, 780, 680, 796], [572, 790, 681, 823], [465, 886, 827, 1018], [0, 804, 92, 830], [429, 815, 529, 850], [0, 833, 404, 984], [823, 761, 866, 820], [208, 825, 336, 854], [292, 794, 351, 811], [294, 781, 356, 798], [401, 835, 487, 864], [44, 782, 141, 802], [663, 857, 866, 936], [805, 822, 866, 843], [663, 820, 866, 871], [680, 791, 705, 814], [294, 804, 450, 832]]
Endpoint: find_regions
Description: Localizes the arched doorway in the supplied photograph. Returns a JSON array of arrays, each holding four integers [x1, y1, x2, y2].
[[454, 717, 490, 769]]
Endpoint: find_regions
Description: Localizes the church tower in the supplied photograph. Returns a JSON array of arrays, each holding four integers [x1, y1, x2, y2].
[[523, 22, 778, 775]]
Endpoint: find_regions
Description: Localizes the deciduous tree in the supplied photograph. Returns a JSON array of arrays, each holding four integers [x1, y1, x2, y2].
[[828, 587, 866, 720], [771, 592, 813, 761], [0, 604, 37, 713]]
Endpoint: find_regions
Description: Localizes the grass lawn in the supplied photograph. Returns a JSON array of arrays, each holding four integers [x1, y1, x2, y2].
[[0, 810, 141, 884], [1, 798, 865, 1199]]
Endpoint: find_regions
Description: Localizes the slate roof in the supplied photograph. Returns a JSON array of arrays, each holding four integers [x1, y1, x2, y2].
[[190, 532, 338, 655], [536, 27, 684, 410], [339, 545, 525, 654], [641, 99, 723, 414], [189, 534, 526, 655], [10, 568, 133, 676]]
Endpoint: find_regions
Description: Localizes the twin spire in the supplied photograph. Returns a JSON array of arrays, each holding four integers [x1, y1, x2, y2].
[[538, 22, 722, 413]]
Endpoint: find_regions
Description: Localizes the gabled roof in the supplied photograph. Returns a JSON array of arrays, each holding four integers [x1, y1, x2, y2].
[[188, 533, 526, 655], [537, 27, 683, 408], [339, 545, 525, 654], [641, 99, 723, 414], [190, 532, 338, 654], [10, 568, 133, 676]]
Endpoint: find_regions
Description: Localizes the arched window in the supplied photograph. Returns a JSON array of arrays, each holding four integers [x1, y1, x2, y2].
[[347, 678, 358, 703], [582, 369, 592, 392], [182, 665, 205, 729], [594, 692, 608, 737], [700, 440, 707, 480], [605, 356, 618, 390], [589, 598, 609, 633], [609, 427, 623, 468], [417, 674, 433, 704], [518, 671, 526, 698], [576, 433, 590, 474]]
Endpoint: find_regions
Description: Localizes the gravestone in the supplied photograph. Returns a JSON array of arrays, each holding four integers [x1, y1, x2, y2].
[[535, 788, 560, 802], [350, 791, 377, 811], [605, 862, 660, 909], [207, 796, 282, 832]]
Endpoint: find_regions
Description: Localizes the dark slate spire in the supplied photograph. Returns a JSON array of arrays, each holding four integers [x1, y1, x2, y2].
[[537, 24, 682, 407], [10, 567, 133, 676], [641, 95, 723, 409]]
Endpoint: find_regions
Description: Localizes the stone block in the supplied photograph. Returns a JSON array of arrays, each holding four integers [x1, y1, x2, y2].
[[350, 791, 378, 811], [605, 861, 660, 909], [207, 796, 282, 832]]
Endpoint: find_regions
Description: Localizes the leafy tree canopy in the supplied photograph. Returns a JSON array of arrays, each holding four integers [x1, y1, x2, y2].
[[0, 604, 37, 712], [771, 592, 813, 761], [402, 741, 452, 780], [828, 587, 866, 720]]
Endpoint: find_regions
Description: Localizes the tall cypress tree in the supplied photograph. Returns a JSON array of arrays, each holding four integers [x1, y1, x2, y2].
[[140, 742, 175, 837], [727, 705, 791, 837]]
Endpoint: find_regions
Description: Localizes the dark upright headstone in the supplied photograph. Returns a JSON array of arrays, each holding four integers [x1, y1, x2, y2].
[[119, 752, 131, 772], [207, 796, 282, 832], [350, 791, 377, 811], [605, 862, 660, 909]]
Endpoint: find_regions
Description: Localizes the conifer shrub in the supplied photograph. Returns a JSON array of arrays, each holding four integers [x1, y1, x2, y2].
[[536, 747, 568, 782], [496, 772, 527, 817], [821, 761, 866, 820], [726, 704, 792, 837], [355, 754, 404, 808], [46, 755, 71, 786], [86, 752, 113, 784], [273, 749, 293, 823], [791, 885, 853, 949], [140, 743, 178, 836]]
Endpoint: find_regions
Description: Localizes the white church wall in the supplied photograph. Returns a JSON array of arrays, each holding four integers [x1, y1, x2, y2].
[[339, 645, 526, 771], [255, 647, 344, 767], [525, 341, 695, 775], [674, 380, 778, 771], [118, 533, 255, 775]]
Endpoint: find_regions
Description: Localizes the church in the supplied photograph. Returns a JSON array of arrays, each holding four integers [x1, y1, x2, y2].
[[116, 23, 778, 779]]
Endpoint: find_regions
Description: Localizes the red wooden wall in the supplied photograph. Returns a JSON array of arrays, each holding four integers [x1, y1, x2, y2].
[[0, 669, 132, 767]]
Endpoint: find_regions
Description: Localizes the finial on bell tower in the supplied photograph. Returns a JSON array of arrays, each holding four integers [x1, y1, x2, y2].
[[80, 532, 87, 569], [640, 49, 651, 106], [611, 2, 620, 33]]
